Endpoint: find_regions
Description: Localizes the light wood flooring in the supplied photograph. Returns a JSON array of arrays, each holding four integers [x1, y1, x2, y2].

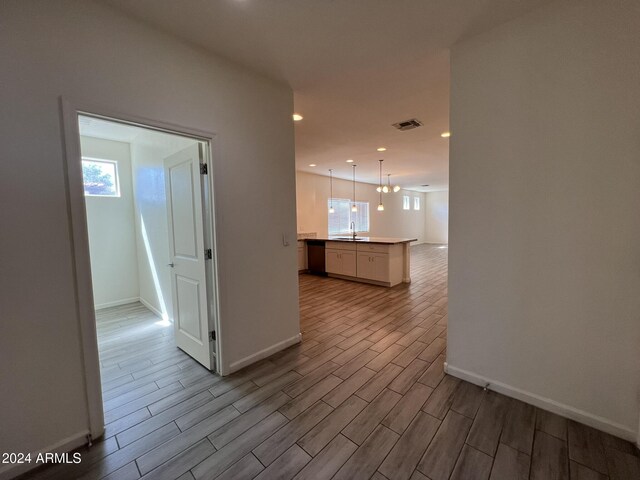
[[25, 244, 639, 480]]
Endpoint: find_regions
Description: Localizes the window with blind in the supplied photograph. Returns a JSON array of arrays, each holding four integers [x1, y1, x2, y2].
[[328, 198, 370, 235]]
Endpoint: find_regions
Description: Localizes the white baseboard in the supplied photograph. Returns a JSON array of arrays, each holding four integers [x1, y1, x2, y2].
[[94, 297, 140, 310], [227, 333, 302, 375], [445, 363, 636, 442], [0, 430, 89, 480], [139, 297, 165, 320]]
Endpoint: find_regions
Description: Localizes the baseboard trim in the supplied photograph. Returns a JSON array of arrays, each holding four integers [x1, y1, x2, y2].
[[139, 297, 165, 320], [0, 430, 89, 480], [444, 363, 636, 443], [328, 273, 392, 287], [94, 297, 140, 310], [228, 333, 302, 374]]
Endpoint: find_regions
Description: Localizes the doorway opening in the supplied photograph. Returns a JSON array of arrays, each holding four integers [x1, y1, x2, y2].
[[70, 111, 222, 435]]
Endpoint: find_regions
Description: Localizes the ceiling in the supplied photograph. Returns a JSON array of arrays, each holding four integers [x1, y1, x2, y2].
[[103, 0, 551, 191], [78, 115, 198, 152]]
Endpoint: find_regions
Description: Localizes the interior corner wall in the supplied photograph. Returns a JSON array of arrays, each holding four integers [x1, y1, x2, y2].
[[424, 190, 449, 244], [130, 131, 197, 321], [296, 170, 426, 243], [80, 136, 140, 309], [448, 0, 640, 440], [0, 0, 299, 473]]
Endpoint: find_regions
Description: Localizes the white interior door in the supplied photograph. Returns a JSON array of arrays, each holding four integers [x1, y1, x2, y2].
[[164, 144, 214, 370]]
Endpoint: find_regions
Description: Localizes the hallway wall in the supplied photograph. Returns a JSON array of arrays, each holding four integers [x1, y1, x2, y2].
[[448, 0, 640, 440], [0, 1, 299, 475]]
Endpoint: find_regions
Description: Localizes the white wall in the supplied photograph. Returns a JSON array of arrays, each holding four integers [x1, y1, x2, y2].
[[448, 0, 640, 441], [296, 171, 426, 243], [424, 190, 449, 244], [80, 136, 139, 308], [0, 0, 299, 474], [130, 130, 197, 321]]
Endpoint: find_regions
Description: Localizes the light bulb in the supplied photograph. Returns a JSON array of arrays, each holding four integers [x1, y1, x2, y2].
[[376, 186, 382, 193], [351, 205, 357, 212], [377, 203, 384, 211], [393, 185, 401, 192], [382, 185, 389, 193], [329, 207, 335, 214]]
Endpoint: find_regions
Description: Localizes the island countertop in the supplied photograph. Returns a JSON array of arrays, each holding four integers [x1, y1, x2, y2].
[[305, 236, 417, 245]]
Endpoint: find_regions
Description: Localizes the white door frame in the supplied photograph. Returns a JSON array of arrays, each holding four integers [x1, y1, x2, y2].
[[59, 97, 224, 441]]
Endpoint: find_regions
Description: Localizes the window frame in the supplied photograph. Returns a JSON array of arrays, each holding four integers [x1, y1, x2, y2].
[[413, 196, 421, 210], [403, 195, 410, 210], [81, 157, 121, 198], [328, 198, 370, 235]]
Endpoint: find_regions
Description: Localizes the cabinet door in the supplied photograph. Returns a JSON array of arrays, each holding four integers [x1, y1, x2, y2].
[[341, 251, 357, 277], [326, 249, 341, 274], [357, 253, 375, 280], [297, 247, 305, 270], [371, 253, 390, 282]]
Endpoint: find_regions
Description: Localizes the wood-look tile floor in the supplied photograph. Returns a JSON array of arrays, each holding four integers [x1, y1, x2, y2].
[[25, 244, 639, 480]]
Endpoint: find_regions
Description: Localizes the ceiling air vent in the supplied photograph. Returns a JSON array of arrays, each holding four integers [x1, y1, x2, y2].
[[392, 118, 423, 131]]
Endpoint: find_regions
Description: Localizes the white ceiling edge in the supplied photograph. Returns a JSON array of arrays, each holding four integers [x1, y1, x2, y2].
[[78, 115, 199, 156], [99, 0, 554, 195]]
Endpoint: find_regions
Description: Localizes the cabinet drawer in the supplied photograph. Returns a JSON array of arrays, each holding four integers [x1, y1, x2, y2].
[[326, 241, 357, 251], [357, 243, 390, 254]]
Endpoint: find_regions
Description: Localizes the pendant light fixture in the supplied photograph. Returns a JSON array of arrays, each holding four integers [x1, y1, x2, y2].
[[328, 169, 335, 214], [351, 164, 358, 213], [377, 160, 384, 211], [385, 174, 400, 193]]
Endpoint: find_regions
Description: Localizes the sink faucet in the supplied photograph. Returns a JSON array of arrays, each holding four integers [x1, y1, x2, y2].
[[350, 221, 357, 239]]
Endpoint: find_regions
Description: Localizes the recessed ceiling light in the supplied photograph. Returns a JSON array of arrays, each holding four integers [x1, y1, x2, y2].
[[309, 164, 317, 167], [293, 113, 304, 121], [346, 159, 354, 163], [377, 147, 387, 152], [441, 132, 451, 138]]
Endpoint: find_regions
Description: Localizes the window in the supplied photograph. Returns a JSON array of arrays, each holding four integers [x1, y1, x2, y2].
[[328, 198, 369, 235], [414, 197, 421, 210], [403, 195, 410, 210], [82, 158, 120, 197]]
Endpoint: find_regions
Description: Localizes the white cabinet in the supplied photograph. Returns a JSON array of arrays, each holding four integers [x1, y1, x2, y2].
[[326, 241, 404, 286], [357, 252, 389, 282], [342, 251, 357, 277], [297, 241, 306, 271], [326, 249, 341, 274], [326, 248, 357, 276]]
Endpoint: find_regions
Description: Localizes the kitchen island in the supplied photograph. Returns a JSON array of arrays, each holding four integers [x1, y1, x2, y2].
[[304, 236, 417, 287]]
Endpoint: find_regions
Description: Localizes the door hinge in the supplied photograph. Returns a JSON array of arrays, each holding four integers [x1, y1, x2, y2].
[[200, 163, 208, 175], [205, 248, 212, 259], [209, 331, 216, 341]]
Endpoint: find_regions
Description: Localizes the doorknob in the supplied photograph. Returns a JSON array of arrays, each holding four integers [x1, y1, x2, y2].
[[167, 263, 175, 268]]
